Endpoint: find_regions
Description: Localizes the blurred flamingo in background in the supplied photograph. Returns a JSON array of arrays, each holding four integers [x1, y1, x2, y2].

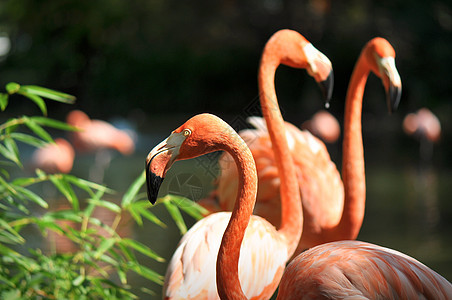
[[31, 138, 75, 174], [301, 110, 340, 143], [66, 110, 135, 182], [403, 108, 442, 232], [146, 112, 303, 299], [214, 38, 452, 300], [403, 107, 441, 162], [201, 30, 345, 256]]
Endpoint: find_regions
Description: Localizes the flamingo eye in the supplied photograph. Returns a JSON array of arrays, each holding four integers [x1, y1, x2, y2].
[[182, 129, 191, 137]]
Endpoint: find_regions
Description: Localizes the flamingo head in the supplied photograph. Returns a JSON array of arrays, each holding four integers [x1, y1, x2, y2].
[[364, 37, 402, 113], [145, 113, 242, 204], [264, 29, 334, 103]]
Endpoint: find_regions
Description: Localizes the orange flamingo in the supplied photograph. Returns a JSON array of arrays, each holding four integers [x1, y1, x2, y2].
[[213, 34, 403, 257], [203, 30, 342, 246], [66, 110, 135, 155], [30, 138, 75, 174], [301, 110, 340, 143], [211, 40, 451, 299], [146, 112, 302, 298], [66, 110, 135, 181]]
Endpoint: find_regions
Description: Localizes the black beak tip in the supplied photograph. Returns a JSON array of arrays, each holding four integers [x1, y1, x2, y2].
[[146, 163, 164, 205], [319, 71, 334, 106], [387, 85, 402, 114]]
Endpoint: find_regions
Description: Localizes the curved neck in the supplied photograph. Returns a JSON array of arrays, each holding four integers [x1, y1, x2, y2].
[[337, 53, 369, 239], [258, 51, 303, 256], [216, 137, 257, 300]]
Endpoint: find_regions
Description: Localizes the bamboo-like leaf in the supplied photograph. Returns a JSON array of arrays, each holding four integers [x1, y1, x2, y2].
[[0, 93, 8, 111], [127, 261, 164, 285], [170, 195, 208, 221], [121, 170, 145, 208], [0, 143, 20, 167], [5, 82, 20, 94], [127, 204, 143, 226], [87, 198, 121, 213], [23, 117, 54, 143], [20, 85, 76, 103], [9, 132, 48, 148], [72, 275, 85, 286], [12, 177, 39, 187], [13, 185, 48, 208], [3, 138, 21, 167], [18, 91, 47, 116], [49, 175, 79, 211], [30, 116, 79, 131], [131, 200, 166, 228], [163, 198, 187, 234], [121, 238, 164, 262], [94, 238, 116, 259], [63, 174, 114, 195]]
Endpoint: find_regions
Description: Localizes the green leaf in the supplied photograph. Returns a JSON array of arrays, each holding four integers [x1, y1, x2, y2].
[[121, 238, 164, 262], [18, 91, 47, 116], [127, 261, 164, 285], [30, 116, 79, 131], [5, 82, 20, 94], [0, 93, 8, 111], [163, 197, 187, 234], [49, 175, 79, 211], [63, 174, 115, 195], [21, 85, 76, 104], [3, 138, 21, 167], [23, 117, 54, 143], [9, 132, 48, 148], [0, 142, 21, 167], [170, 195, 208, 221], [121, 170, 145, 208], [130, 201, 166, 228], [127, 204, 143, 226], [13, 185, 48, 208], [94, 238, 116, 259], [72, 275, 85, 286], [87, 198, 121, 213]]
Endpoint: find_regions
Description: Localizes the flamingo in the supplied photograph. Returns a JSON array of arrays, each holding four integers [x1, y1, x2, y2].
[[202, 30, 343, 249], [300, 110, 340, 143], [66, 110, 135, 182], [146, 104, 302, 299], [30, 138, 75, 174], [211, 40, 451, 299]]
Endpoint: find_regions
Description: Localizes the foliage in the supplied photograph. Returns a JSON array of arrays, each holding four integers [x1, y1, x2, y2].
[[0, 83, 207, 298]]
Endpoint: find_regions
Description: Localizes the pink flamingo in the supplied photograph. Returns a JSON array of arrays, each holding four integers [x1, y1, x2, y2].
[[301, 110, 340, 143], [146, 109, 302, 297], [66, 110, 135, 181], [145, 113, 452, 299], [202, 30, 343, 254], [30, 138, 75, 174]]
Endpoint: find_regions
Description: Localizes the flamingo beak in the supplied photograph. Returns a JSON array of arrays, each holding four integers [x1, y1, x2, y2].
[[318, 70, 334, 106], [377, 56, 402, 114], [304, 43, 334, 106], [145, 132, 186, 204]]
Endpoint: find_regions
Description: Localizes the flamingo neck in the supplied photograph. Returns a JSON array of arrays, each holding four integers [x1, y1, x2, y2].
[[216, 138, 257, 300], [258, 52, 303, 256], [338, 54, 369, 239]]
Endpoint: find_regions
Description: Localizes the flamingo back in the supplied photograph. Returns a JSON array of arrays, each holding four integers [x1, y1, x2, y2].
[[277, 240, 452, 299], [163, 212, 288, 300]]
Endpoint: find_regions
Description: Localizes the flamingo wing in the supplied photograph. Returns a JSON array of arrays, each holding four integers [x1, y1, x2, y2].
[[216, 117, 343, 250], [163, 212, 288, 300], [278, 240, 452, 299]]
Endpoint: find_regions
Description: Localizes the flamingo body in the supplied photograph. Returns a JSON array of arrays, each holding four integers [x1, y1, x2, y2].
[[301, 110, 341, 143], [66, 110, 134, 155], [163, 212, 288, 299], [403, 108, 441, 142], [217, 117, 344, 249], [31, 138, 75, 173], [277, 240, 452, 299]]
